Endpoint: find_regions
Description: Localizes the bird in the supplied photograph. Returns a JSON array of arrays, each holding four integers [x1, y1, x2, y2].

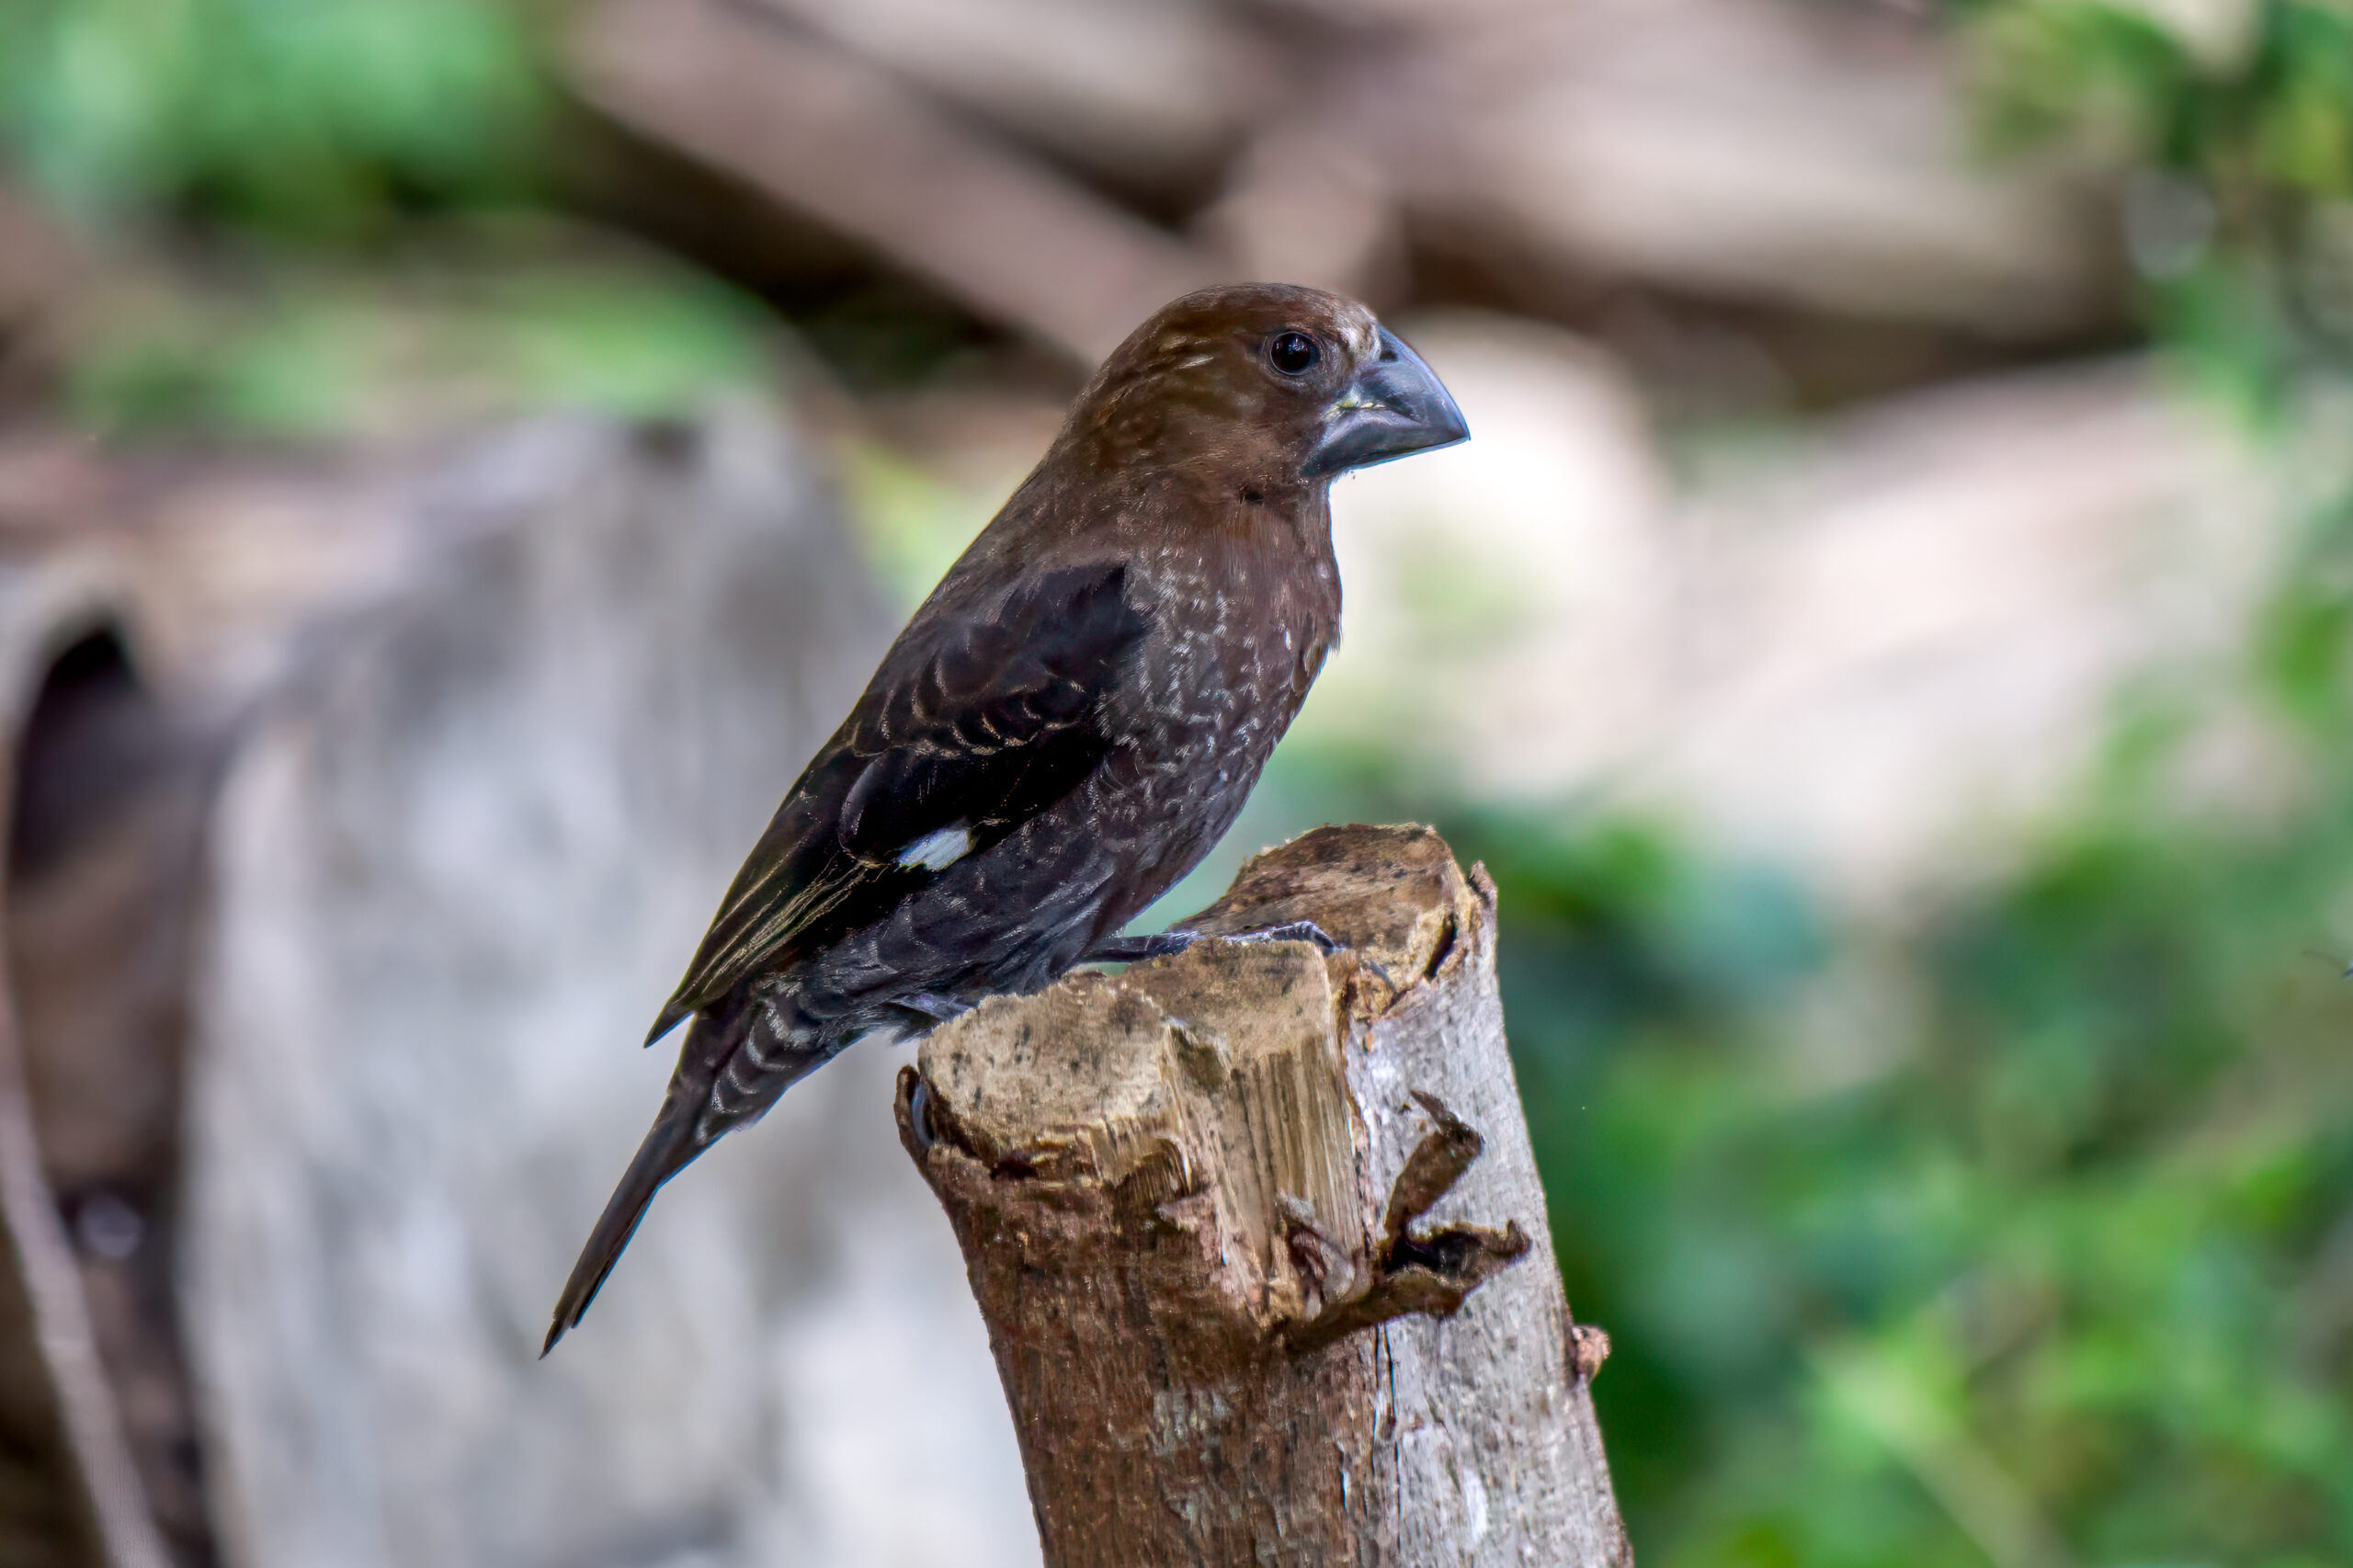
[[544, 282, 1468, 1352]]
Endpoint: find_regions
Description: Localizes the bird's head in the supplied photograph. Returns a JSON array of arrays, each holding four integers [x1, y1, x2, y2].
[[1061, 283, 1469, 496]]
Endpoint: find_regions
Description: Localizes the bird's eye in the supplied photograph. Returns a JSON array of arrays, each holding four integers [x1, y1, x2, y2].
[[1267, 331, 1319, 376]]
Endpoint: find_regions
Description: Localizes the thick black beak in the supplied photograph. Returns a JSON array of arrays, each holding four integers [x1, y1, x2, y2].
[[1303, 326, 1470, 479]]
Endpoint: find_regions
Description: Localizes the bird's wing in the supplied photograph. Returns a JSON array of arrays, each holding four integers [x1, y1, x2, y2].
[[644, 562, 1147, 1042]]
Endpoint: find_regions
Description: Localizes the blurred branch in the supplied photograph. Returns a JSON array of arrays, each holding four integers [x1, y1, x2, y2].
[[0, 175, 75, 396], [0, 178, 67, 318], [565, 0, 1220, 363], [745, 0, 1263, 188]]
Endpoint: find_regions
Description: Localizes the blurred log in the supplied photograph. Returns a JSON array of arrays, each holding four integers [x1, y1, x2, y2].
[[0, 401, 1062, 1567], [0, 552, 177, 1568], [0, 426, 434, 1568], [179, 407, 1043, 1568], [899, 825, 1631, 1567], [10, 619, 222, 1568], [567, 0, 1216, 363]]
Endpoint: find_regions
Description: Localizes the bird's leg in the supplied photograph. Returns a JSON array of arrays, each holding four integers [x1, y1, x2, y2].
[[1084, 920, 1343, 965], [1084, 931, 1199, 963], [1227, 920, 1343, 954]]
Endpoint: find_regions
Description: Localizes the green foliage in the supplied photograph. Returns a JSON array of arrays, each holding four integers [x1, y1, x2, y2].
[[1960, 0, 2353, 402], [61, 251, 775, 437], [0, 3, 770, 436], [1281, 12, 2353, 1558], [1438, 20, 2353, 1551], [0, 0, 545, 236], [1355, 491, 2353, 1566]]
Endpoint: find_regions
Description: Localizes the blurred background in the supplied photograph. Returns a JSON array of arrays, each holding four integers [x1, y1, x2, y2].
[[0, 0, 2348, 1565]]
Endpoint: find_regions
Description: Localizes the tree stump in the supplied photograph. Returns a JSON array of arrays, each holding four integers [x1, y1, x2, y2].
[[897, 824, 1632, 1567]]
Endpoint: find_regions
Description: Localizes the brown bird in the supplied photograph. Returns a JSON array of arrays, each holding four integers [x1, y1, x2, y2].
[[544, 282, 1467, 1352]]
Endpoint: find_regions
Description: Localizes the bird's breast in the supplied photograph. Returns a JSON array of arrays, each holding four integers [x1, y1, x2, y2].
[[1119, 550, 1336, 786]]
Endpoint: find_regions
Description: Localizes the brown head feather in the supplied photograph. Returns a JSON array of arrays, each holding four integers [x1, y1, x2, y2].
[[1050, 283, 1382, 497]]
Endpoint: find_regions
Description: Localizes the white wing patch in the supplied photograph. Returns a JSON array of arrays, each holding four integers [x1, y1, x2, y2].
[[898, 824, 972, 872]]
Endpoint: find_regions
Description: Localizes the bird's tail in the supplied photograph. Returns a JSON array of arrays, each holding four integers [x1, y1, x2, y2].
[[542, 1079, 707, 1356], [543, 999, 836, 1355], [544, 1003, 746, 1355]]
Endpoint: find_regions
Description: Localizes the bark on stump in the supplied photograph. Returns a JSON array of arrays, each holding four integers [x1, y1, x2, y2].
[[897, 824, 1632, 1567]]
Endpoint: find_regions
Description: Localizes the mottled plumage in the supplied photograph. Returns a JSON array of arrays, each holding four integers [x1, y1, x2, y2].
[[546, 283, 1467, 1351]]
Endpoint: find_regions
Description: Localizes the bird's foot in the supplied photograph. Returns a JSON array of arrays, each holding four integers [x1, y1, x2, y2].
[[1085, 919, 1343, 965]]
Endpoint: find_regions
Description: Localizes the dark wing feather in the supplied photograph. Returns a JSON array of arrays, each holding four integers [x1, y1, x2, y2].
[[644, 563, 1145, 1042]]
